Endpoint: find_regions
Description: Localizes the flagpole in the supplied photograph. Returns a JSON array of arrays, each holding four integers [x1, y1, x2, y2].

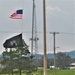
[[43, 0, 47, 75]]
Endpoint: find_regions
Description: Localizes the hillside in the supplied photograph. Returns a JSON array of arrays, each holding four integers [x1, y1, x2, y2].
[[36, 50, 75, 59], [63, 50, 75, 58], [47, 50, 75, 59], [0, 50, 75, 59]]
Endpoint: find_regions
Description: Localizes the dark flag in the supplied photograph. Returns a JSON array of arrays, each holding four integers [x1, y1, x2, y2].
[[3, 33, 23, 48]]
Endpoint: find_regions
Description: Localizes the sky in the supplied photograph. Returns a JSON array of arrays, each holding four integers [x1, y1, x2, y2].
[[0, 0, 75, 54]]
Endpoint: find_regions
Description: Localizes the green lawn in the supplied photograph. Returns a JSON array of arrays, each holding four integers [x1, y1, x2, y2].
[[36, 69, 75, 75], [0, 69, 75, 75], [55, 70, 75, 75]]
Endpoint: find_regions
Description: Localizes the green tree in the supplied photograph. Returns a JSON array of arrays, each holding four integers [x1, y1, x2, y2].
[[56, 52, 71, 69], [2, 40, 37, 75], [2, 49, 15, 74]]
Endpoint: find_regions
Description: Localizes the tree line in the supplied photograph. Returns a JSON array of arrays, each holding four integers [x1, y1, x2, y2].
[[37, 52, 74, 70], [0, 41, 75, 75]]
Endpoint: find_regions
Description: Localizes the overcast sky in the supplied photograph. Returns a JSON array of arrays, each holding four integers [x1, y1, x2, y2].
[[0, 0, 75, 54]]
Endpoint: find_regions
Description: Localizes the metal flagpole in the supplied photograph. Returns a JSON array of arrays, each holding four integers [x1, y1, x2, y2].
[[30, 0, 35, 55], [43, 0, 47, 75]]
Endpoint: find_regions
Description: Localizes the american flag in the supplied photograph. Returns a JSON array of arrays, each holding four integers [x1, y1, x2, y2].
[[10, 9, 23, 19]]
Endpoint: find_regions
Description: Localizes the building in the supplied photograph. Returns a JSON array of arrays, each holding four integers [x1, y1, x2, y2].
[[69, 63, 75, 69]]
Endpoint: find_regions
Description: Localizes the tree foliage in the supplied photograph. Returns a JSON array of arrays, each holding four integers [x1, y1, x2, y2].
[[56, 52, 71, 69], [1, 40, 37, 75]]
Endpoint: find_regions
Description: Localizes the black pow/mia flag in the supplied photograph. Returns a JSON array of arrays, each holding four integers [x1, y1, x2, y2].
[[3, 33, 23, 48]]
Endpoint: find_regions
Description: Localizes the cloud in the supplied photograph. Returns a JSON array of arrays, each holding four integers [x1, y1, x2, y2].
[[47, 5, 69, 15], [47, 6, 61, 14]]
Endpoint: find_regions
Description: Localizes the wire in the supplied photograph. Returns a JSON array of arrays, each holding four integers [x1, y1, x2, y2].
[[0, 31, 75, 35], [59, 32, 75, 35]]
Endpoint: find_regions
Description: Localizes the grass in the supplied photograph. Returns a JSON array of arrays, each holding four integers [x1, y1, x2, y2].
[[55, 70, 75, 75], [0, 69, 75, 75], [36, 69, 75, 75]]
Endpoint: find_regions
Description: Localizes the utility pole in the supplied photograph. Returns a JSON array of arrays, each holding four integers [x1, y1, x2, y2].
[[43, 0, 47, 75], [50, 32, 59, 75]]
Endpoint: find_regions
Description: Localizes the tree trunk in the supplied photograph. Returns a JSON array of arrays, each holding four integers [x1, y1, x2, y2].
[[19, 69, 21, 75]]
